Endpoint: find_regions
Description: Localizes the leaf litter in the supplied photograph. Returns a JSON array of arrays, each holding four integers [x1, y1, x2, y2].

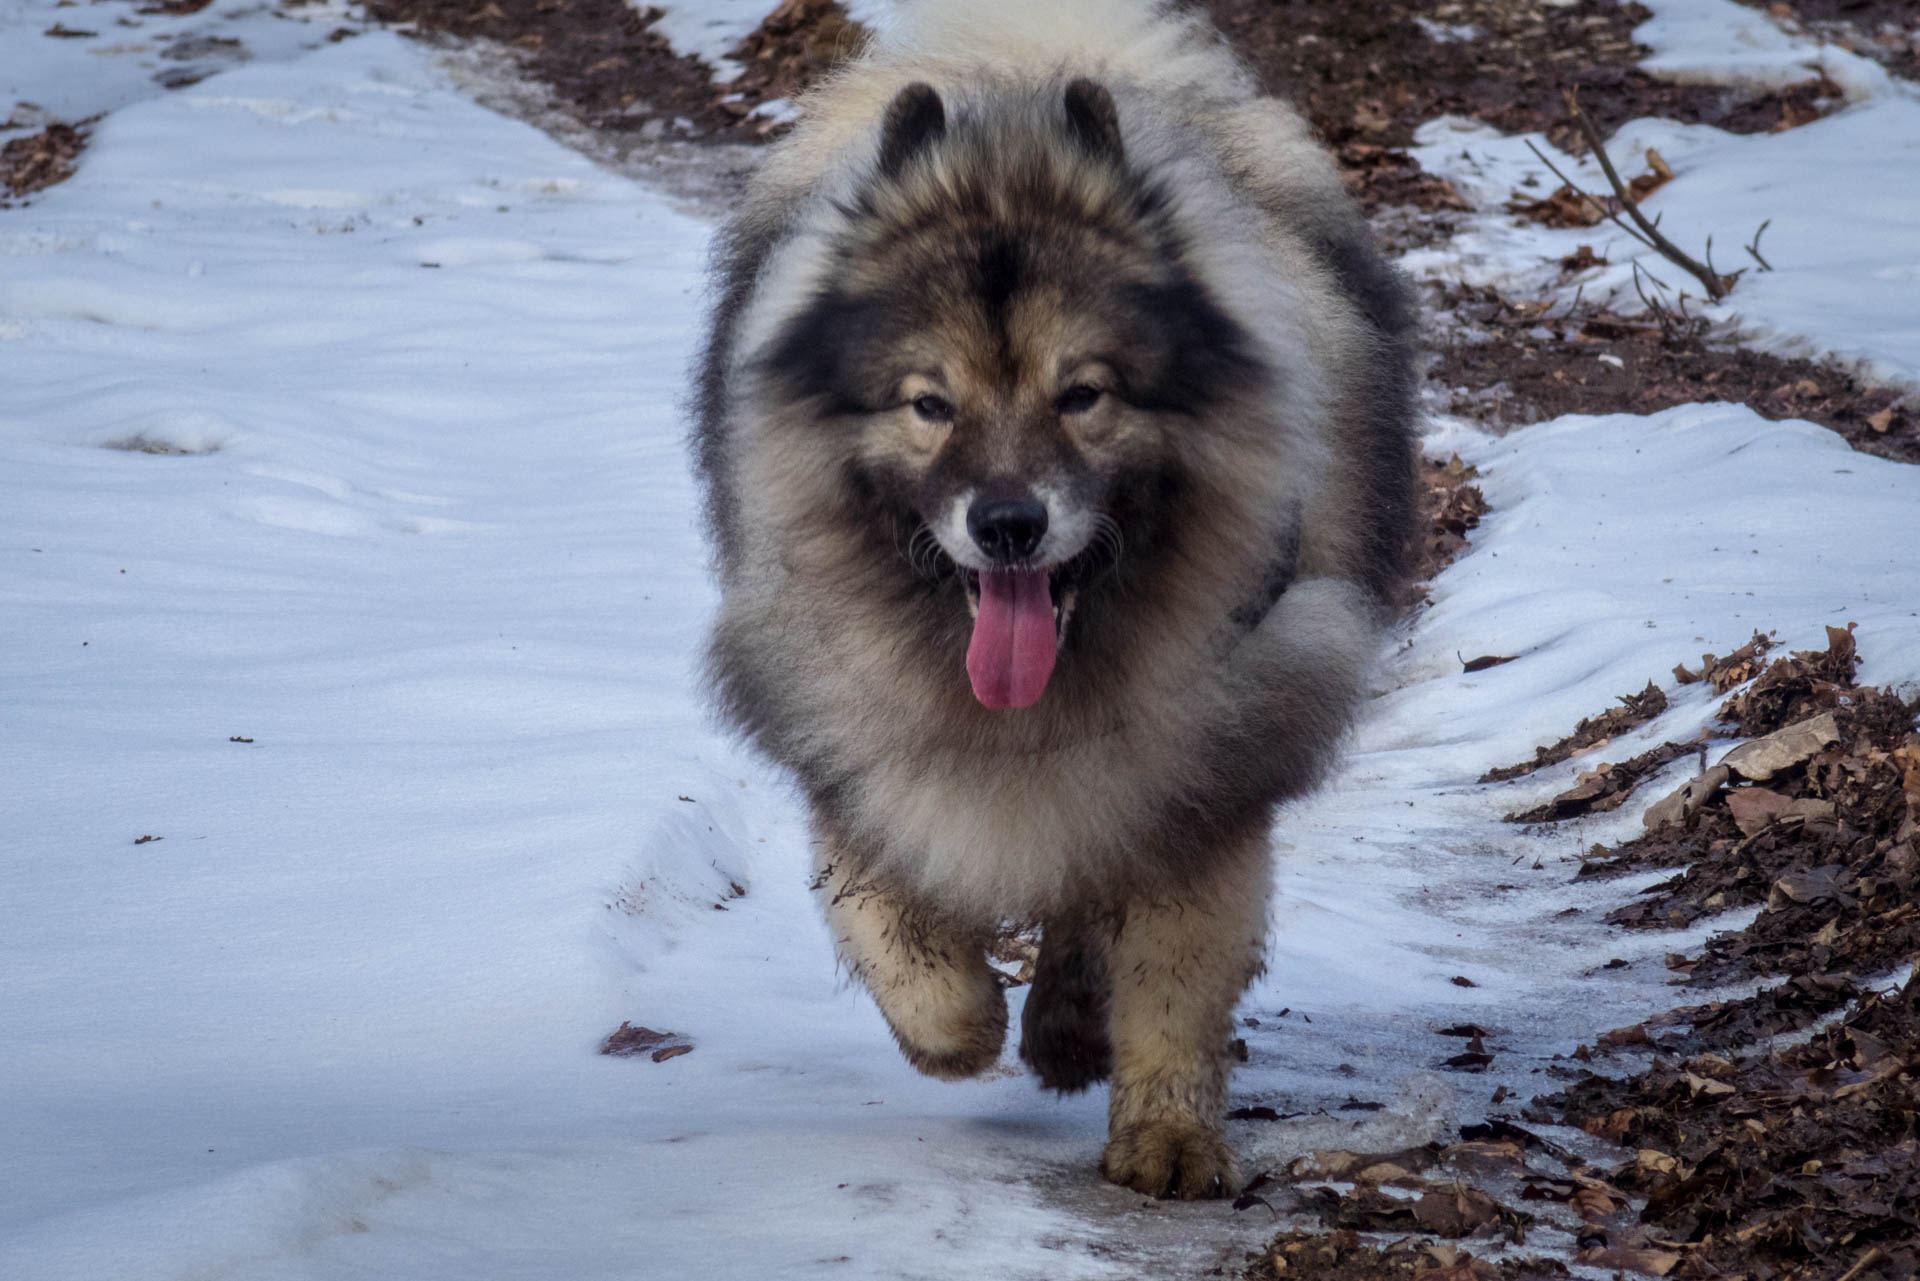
[[1273, 625, 1916, 1277], [599, 1022, 694, 1063], [1531, 625, 1920, 1280], [1, 120, 87, 199]]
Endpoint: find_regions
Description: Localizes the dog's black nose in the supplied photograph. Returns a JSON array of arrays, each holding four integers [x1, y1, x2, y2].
[[968, 495, 1048, 563]]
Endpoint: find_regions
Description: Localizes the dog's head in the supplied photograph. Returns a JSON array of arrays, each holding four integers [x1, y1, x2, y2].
[[751, 80, 1269, 708]]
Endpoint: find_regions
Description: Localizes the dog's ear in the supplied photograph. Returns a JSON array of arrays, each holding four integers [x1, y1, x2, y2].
[[1063, 78, 1123, 164], [877, 82, 946, 177]]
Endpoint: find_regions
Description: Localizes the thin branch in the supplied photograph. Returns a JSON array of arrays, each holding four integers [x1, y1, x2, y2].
[[1745, 218, 1774, 271], [1630, 259, 1666, 325], [1555, 281, 1586, 321], [1524, 137, 1657, 253], [1835, 1248, 1884, 1281], [1562, 88, 1739, 300]]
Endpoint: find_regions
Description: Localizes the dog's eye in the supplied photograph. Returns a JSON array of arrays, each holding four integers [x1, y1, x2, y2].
[[910, 393, 955, 423], [1056, 384, 1103, 415]]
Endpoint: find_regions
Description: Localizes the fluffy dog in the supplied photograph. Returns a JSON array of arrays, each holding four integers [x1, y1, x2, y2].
[[692, 0, 1417, 1198]]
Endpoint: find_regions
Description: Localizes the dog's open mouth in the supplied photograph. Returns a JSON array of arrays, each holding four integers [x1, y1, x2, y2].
[[961, 563, 1083, 710]]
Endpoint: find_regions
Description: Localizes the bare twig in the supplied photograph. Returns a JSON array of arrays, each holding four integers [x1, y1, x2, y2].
[[1631, 260, 1674, 338], [1555, 282, 1586, 321], [1523, 137, 1657, 254], [1834, 1247, 1884, 1281], [1631, 260, 1703, 344], [1562, 88, 1740, 300], [1745, 218, 1774, 271]]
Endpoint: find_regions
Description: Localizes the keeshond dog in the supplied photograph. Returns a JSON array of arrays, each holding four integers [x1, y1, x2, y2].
[[693, 0, 1416, 1198]]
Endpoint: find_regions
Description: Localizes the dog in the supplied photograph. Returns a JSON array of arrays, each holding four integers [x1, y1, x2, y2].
[[692, 0, 1417, 1199]]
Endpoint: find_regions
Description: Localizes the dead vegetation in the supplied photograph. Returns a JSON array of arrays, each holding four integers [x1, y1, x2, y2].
[[1, 120, 87, 199], [1409, 454, 1489, 602], [1527, 627, 1919, 1279], [718, 0, 864, 135], [1253, 1231, 1567, 1280], [1523, 90, 1766, 302], [1420, 625, 1919, 1277], [1483, 683, 1671, 784], [600, 1022, 694, 1062], [1428, 285, 1919, 464], [1543, 971, 1920, 1280]]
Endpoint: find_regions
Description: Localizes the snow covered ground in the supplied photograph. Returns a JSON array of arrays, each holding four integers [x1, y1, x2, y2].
[[3, 3, 1917, 1278], [1406, 0, 1920, 385]]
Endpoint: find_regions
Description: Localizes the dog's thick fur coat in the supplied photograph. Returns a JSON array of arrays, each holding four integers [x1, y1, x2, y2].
[[693, 0, 1417, 1198]]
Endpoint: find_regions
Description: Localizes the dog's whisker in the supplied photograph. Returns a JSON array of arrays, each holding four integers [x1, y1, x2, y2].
[[905, 524, 952, 582], [1093, 513, 1125, 569]]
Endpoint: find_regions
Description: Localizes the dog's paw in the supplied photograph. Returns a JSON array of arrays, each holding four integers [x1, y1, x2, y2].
[[1018, 962, 1111, 1093], [1100, 1121, 1239, 1200], [889, 984, 1008, 1081]]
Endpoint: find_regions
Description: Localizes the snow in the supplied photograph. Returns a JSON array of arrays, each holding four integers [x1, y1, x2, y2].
[[644, 0, 899, 66], [3, 3, 1919, 1279], [642, 0, 773, 79], [641, 0, 897, 83], [1634, 0, 1903, 100], [0, 0, 355, 125]]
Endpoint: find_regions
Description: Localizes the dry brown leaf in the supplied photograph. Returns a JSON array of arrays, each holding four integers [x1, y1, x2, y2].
[[1726, 786, 1792, 836], [1508, 183, 1608, 228], [1718, 710, 1841, 781], [1635, 1149, 1681, 1175], [1683, 1071, 1736, 1098], [1644, 764, 1731, 830]]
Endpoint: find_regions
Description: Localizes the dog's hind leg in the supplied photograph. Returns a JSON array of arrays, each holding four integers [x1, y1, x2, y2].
[[1099, 830, 1271, 1200], [1018, 916, 1113, 1092], [814, 833, 1007, 1080]]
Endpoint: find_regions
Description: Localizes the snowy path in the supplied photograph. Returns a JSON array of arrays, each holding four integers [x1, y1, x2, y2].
[[3, 10, 1919, 1281]]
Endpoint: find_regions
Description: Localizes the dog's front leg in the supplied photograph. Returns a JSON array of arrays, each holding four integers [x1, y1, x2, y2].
[[814, 829, 1007, 1080], [1099, 831, 1271, 1199]]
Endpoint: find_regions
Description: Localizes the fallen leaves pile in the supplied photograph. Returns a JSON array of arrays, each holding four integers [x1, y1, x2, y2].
[[1409, 454, 1488, 604], [718, 0, 866, 135], [1483, 680, 1670, 784], [1258, 1228, 1566, 1280], [1542, 626, 1920, 1279], [1248, 1125, 1696, 1277], [1, 121, 86, 197], [1580, 626, 1919, 990], [1258, 627, 1916, 1278]]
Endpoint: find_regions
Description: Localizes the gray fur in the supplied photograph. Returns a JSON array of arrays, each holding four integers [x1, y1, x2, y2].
[[689, 0, 1417, 1199]]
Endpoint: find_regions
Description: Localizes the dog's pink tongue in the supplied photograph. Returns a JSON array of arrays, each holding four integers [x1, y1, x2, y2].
[[966, 569, 1056, 709]]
